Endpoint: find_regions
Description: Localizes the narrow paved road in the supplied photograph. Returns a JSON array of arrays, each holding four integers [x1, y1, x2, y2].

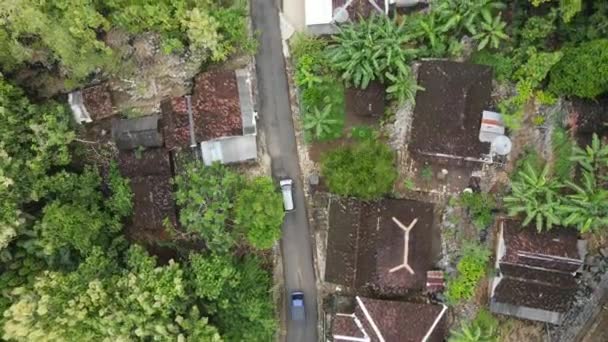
[[252, 1, 319, 341]]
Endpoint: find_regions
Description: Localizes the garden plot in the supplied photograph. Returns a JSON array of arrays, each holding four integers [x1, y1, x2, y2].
[[308, 83, 385, 163]]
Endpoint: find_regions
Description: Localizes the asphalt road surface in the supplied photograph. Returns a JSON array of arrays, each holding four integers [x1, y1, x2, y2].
[[251, 1, 319, 341]]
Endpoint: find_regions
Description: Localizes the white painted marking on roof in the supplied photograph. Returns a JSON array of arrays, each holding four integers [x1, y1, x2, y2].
[[422, 304, 448, 342], [389, 217, 417, 275], [356, 296, 385, 342], [334, 313, 370, 342]]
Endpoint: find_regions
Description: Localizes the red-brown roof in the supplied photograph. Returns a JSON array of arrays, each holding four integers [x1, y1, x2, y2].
[[193, 70, 242, 140], [409, 61, 493, 161], [82, 83, 114, 120], [325, 198, 437, 294], [501, 220, 582, 272], [332, 297, 447, 342], [162, 70, 243, 149]]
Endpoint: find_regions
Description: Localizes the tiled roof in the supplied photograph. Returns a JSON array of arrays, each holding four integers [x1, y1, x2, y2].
[[192, 70, 243, 140], [325, 198, 436, 294], [501, 220, 582, 272], [332, 297, 447, 342], [493, 277, 575, 313], [409, 61, 493, 161], [491, 220, 585, 324]]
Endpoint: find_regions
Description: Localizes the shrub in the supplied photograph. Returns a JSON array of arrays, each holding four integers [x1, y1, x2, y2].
[[321, 140, 397, 199], [290, 33, 327, 62], [445, 243, 491, 303], [449, 309, 498, 342], [459, 192, 496, 230], [549, 39, 608, 99], [470, 51, 514, 81]]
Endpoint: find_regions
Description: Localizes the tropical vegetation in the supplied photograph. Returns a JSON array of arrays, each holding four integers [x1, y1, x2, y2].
[[445, 243, 491, 303], [449, 309, 499, 342], [321, 139, 398, 200]]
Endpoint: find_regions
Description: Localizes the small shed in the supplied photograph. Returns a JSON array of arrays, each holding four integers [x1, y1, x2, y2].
[[200, 135, 257, 166], [112, 115, 163, 150], [490, 219, 586, 325]]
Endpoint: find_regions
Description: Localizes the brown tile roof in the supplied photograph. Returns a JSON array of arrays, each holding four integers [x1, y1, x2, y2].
[[409, 61, 493, 161], [325, 198, 436, 294], [501, 220, 582, 273], [117, 148, 172, 178], [491, 219, 584, 323], [193, 70, 243, 140], [492, 277, 575, 313], [162, 70, 243, 149], [129, 174, 177, 232], [332, 297, 447, 342], [82, 83, 114, 120]]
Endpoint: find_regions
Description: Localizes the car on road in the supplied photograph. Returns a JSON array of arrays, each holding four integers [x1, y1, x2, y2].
[[290, 291, 305, 321], [280, 178, 294, 212]]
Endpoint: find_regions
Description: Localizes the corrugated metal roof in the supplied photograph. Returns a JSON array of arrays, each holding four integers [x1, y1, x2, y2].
[[200, 135, 257, 165], [112, 115, 163, 150], [236, 68, 256, 135]]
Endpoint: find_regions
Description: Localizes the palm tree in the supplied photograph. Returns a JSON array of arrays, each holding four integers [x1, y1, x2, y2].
[[503, 162, 563, 232], [303, 104, 339, 140]]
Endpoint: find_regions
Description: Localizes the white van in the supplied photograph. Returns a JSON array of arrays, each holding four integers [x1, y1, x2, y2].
[[280, 178, 294, 212]]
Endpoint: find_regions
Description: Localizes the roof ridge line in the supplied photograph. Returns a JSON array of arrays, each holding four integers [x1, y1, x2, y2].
[[422, 304, 448, 342], [356, 296, 385, 342]]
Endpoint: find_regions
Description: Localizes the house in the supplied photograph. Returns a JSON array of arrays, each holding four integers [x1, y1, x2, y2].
[[162, 68, 258, 165], [69, 83, 115, 123], [331, 296, 447, 342], [409, 61, 495, 165], [281, 0, 388, 35], [281, 0, 425, 33], [324, 198, 438, 294], [490, 219, 586, 325], [112, 115, 164, 150]]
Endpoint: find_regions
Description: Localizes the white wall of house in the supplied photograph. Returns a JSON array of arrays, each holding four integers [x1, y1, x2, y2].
[[281, 0, 306, 31]]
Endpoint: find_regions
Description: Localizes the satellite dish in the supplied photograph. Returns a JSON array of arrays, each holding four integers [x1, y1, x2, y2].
[[333, 7, 349, 23], [491, 135, 512, 156]]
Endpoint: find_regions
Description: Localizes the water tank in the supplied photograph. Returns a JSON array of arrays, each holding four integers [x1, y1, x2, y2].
[[491, 135, 512, 156], [333, 7, 349, 23]]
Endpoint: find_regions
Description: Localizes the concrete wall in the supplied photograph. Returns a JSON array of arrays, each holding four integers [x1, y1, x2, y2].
[[281, 0, 306, 31]]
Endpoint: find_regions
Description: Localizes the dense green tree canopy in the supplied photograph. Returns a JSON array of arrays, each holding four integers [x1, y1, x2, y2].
[[235, 177, 285, 249], [3, 246, 221, 341], [549, 39, 608, 99], [0, 0, 253, 86], [0, 76, 74, 251]]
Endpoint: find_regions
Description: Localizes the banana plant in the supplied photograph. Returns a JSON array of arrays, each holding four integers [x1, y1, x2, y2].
[[385, 65, 424, 106], [471, 11, 508, 50], [303, 104, 340, 140], [503, 162, 563, 232], [570, 133, 608, 174], [559, 171, 608, 233], [328, 15, 417, 89]]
